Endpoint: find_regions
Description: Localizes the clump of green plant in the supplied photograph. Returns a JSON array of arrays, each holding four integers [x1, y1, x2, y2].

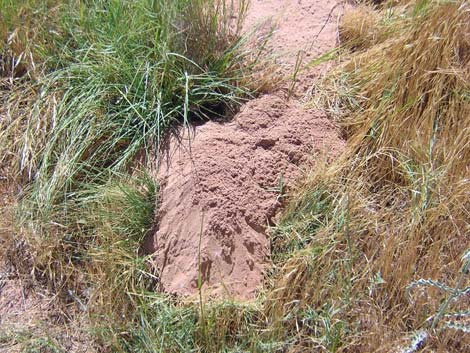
[[390, 249, 470, 352], [1, 0, 255, 299], [406, 249, 470, 339], [2, 0, 252, 209], [0, 1, 264, 350]]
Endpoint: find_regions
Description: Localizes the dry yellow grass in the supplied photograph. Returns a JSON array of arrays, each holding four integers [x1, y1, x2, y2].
[[268, 0, 470, 351], [339, 5, 381, 50]]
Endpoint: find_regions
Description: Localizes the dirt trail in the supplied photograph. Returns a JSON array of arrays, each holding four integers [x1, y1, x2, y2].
[[147, 0, 345, 299], [245, 0, 340, 67]]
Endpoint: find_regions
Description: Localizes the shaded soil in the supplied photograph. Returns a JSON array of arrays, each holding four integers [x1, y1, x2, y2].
[[147, 0, 345, 298]]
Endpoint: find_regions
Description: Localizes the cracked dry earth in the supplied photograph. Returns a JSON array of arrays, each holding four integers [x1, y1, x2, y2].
[[145, 0, 346, 299]]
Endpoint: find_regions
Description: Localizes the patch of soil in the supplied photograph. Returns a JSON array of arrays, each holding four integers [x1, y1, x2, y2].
[[244, 0, 341, 67], [0, 276, 49, 333], [146, 0, 345, 299], [0, 277, 95, 353], [149, 96, 344, 298]]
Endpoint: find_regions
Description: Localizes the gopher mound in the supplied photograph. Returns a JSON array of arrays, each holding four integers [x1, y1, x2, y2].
[[146, 95, 344, 298], [145, 0, 345, 299]]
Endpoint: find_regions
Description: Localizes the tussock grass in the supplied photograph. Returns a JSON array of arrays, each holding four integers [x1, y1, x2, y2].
[[1, 0, 254, 291], [2, 0, 251, 197], [339, 5, 382, 50]]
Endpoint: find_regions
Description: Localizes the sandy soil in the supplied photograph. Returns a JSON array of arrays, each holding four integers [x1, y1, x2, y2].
[[245, 0, 340, 67], [146, 0, 345, 299]]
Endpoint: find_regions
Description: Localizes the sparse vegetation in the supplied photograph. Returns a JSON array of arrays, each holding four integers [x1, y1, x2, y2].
[[1, 0, 469, 352]]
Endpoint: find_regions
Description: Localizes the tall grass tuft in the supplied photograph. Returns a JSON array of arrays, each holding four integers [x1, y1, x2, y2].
[[2, 0, 251, 209], [0, 0, 253, 294]]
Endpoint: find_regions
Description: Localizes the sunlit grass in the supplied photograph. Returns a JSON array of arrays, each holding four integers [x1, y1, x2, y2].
[[1, 0, 468, 352]]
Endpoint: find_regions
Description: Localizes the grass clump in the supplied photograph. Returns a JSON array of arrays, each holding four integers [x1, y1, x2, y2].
[[0, 0, 254, 298], [339, 4, 383, 50], [2, 0, 251, 205]]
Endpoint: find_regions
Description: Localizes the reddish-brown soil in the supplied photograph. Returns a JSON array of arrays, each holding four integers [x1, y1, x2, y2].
[[146, 0, 345, 299], [244, 0, 340, 67]]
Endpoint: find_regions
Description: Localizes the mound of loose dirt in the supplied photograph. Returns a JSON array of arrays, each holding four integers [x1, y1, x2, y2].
[[148, 97, 344, 298], [146, 0, 345, 299]]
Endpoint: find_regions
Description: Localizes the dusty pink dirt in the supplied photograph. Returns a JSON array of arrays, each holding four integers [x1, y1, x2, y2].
[[147, 0, 345, 299], [244, 0, 340, 67]]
